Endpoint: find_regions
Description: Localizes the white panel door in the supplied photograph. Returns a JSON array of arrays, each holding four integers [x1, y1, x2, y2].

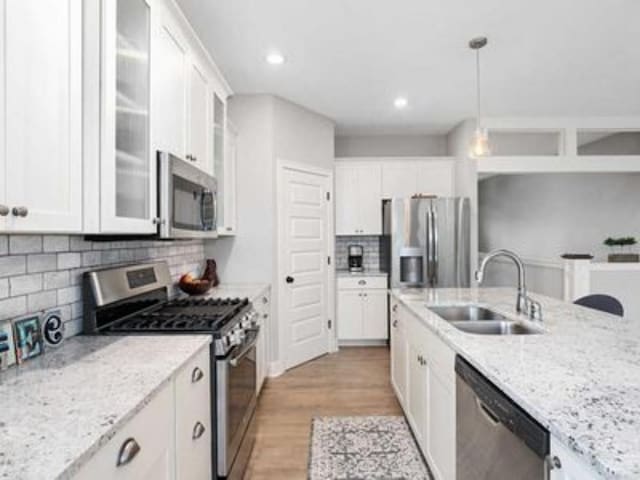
[[335, 164, 359, 235], [416, 161, 455, 197], [337, 291, 362, 340], [4, 0, 82, 232], [357, 164, 382, 234], [362, 290, 388, 339], [151, 8, 187, 158], [281, 166, 330, 369], [187, 60, 210, 171]]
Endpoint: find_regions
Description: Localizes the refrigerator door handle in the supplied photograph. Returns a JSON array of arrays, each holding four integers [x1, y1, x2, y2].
[[426, 207, 433, 286], [432, 206, 439, 286]]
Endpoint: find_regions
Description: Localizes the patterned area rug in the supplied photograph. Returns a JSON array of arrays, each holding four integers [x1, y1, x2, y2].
[[308, 416, 433, 480]]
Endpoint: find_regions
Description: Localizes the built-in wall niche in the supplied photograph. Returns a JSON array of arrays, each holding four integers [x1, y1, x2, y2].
[[577, 130, 640, 156], [486, 130, 562, 156]]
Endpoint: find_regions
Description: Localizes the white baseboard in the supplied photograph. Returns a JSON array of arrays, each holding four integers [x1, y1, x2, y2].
[[267, 360, 285, 378], [338, 339, 388, 347]]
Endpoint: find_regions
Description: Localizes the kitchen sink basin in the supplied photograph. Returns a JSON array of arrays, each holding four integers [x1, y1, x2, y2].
[[428, 305, 507, 322], [427, 305, 542, 335], [450, 321, 542, 335]]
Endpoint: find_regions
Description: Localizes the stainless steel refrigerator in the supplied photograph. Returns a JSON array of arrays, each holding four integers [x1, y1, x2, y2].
[[382, 197, 470, 288]]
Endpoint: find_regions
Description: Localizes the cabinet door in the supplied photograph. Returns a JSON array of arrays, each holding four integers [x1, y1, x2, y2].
[[75, 382, 174, 480], [4, 0, 82, 232], [407, 341, 428, 449], [187, 59, 210, 171], [337, 291, 363, 340], [357, 165, 382, 234], [218, 103, 236, 235], [416, 161, 454, 197], [151, 6, 187, 158], [175, 347, 212, 480], [101, 0, 155, 233], [390, 306, 407, 407], [381, 162, 417, 198], [426, 365, 455, 480], [335, 165, 360, 235], [362, 290, 388, 340]]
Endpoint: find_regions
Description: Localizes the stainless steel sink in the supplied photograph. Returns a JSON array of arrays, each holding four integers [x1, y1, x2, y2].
[[427, 305, 542, 335], [428, 305, 507, 322], [450, 321, 542, 335]]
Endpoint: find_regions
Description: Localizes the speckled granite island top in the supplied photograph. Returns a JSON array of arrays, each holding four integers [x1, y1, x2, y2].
[[0, 335, 211, 480], [391, 287, 640, 480]]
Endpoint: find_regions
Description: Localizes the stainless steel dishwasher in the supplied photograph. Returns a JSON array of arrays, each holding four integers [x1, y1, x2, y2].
[[455, 356, 550, 480]]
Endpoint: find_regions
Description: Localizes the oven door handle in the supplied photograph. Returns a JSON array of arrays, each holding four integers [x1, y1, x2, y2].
[[229, 329, 259, 367]]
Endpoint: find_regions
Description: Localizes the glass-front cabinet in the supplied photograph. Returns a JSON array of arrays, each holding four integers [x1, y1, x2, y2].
[[100, 0, 156, 233]]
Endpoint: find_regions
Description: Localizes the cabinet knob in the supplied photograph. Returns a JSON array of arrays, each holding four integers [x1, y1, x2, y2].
[[392, 319, 398, 328], [192, 421, 206, 440], [262, 296, 268, 304], [12, 206, 28, 217], [392, 304, 398, 313], [0, 205, 8, 216], [285, 276, 294, 284], [358, 280, 367, 285], [191, 366, 204, 383], [116, 438, 141, 467], [546, 455, 562, 471]]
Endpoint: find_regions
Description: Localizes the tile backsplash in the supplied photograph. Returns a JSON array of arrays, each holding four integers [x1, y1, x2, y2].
[[335, 235, 384, 271], [0, 235, 206, 338]]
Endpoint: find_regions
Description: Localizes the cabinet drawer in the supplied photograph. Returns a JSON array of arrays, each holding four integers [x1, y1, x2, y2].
[[338, 276, 387, 290], [175, 346, 212, 480], [74, 382, 173, 480]]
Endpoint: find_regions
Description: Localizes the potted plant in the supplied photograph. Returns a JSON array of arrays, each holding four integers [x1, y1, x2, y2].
[[603, 237, 639, 263]]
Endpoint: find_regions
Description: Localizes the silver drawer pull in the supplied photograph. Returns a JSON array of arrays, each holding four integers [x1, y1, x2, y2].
[[358, 280, 366, 285], [392, 304, 398, 313], [392, 319, 398, 328], [12, 206, 28, 217], [262, 296, 268, 304], [0, 205, 9, 216], [191, 367, 204, 383], [116, 438, 141, 467], [192, 421, 206, 440]]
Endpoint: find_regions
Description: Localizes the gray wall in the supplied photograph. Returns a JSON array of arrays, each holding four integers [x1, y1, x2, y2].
[[335, 134, 447, 157], [0, 235, 205, 338], [479, 173, 640, 261], [578, 132, 640, 155]]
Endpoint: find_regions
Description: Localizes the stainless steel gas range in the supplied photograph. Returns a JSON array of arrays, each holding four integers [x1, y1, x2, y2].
[[82, 262, 258, 480]]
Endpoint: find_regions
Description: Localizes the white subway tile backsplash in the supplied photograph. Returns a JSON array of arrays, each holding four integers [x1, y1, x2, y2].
[[0, 296, 27, 320], [64, 318, 83, 337], [82, 251, 102, 267], [0, 256, 26, 278], [0, 279, 8, 299], [28, 290, 58, 312], [27, 254, 57, 273], [101, 250, 120, 264], [43, 271, 70, 290], [335, 235, 384, 271], [57, 252, 81, 270], [43, 235, 70, 253], [57, 286, 81, 304], [10, 274, 43, 296], [69, 237, 92, 252], [9, 235, 42, 254]]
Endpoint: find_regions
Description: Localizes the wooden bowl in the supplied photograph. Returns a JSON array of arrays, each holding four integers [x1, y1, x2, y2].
[[178, 279, 213, 296]]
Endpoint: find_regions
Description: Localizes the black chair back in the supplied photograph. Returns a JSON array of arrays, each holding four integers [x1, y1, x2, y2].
[[574, 294, 624, 317]]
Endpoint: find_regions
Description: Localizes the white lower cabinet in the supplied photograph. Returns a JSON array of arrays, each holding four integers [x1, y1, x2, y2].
[[254, 288, 271, 394], [74, 345, 211, 480], [337, 277, 388, 342], [175, 347, 212, 480], [391, 300, 456, 480], [75, 382, 174, 480]]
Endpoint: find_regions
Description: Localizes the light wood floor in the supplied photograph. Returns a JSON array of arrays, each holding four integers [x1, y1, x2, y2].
[[243, 347, 402, 480]]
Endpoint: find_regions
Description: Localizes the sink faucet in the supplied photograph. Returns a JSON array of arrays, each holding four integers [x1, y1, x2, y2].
[[475, 249, 543, 321]]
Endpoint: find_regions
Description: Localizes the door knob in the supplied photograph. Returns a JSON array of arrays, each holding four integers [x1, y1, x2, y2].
[[286, 276, 294, 284], [12, 206, 28, 217], [0, 205, 8, 216]]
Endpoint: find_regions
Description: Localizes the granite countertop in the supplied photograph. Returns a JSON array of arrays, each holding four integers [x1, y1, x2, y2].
[[336, 269, 389, 278], [391, 287, 640, 479], [0, 335, 211, 480], [204, 282, 270, 302]]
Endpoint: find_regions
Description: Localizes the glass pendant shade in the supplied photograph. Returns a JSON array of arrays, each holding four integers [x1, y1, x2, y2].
[[469, 126, 491, 158]]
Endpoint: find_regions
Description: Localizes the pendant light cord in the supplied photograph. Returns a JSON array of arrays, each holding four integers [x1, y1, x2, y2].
[[476, 48, 482, 130]]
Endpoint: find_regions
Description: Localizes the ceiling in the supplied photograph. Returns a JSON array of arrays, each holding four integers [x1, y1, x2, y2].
[[176, 0, 640, 134]]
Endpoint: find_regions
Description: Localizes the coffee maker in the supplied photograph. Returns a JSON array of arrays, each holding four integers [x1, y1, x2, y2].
[[348, 245, 364, 272]]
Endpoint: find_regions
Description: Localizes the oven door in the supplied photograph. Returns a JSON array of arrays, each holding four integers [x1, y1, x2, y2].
[[216, 328, 258, 478], [157, 152, 218, 239]]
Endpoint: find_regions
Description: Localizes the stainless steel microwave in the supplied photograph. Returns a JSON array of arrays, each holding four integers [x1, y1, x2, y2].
[[157, 152, 218, 239]]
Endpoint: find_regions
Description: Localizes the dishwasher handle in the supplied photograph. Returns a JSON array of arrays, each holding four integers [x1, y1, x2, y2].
[[455, 355, 550, 460]]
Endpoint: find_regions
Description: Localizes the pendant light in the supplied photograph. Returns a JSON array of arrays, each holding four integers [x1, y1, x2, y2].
[[469, 36, 491, 158]]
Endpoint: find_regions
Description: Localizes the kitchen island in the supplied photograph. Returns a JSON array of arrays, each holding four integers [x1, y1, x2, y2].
[[391, 287, 640, 479]]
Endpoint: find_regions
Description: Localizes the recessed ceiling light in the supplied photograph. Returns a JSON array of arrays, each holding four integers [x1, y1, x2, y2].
[[394, 97, 408, 109], [266, 52, 285, 65]]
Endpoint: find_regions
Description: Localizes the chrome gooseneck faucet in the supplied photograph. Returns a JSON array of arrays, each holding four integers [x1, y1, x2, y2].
[[475, 249, 543, 321]]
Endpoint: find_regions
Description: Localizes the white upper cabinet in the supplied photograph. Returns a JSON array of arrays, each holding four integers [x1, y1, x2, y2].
[[1, 0, 83, 233], [217, 117, 237, 235], [335, 163, 382, 235], [151, 6, 188, 159], [381, 159, 455, 199], [186, 59, 211, 171]]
